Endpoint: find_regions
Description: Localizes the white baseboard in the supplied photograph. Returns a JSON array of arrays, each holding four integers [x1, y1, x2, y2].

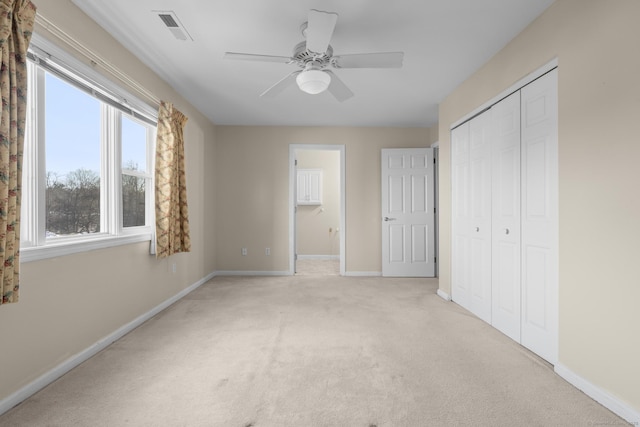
[[297, 255, 340, 260], [215, 270, 291, 276], [437, 288, 451, 301], [554, 363, 639, 425], [0, 270, 217, 417]]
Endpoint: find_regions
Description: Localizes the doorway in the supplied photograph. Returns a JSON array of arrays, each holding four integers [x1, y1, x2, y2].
[[289, 144, 345, 275]]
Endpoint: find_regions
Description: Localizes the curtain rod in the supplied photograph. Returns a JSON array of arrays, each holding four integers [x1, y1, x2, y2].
[[34, 13, 161, 107]]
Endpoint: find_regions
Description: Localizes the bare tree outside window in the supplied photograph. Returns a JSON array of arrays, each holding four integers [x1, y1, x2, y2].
[[46, 168, 100, 236], [122, 160, 146, 227], [44, 72, 101, 238]]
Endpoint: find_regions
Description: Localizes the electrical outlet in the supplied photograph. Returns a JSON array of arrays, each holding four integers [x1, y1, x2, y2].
[[265, 247, 271, 256], [241, 248, 247, 256]]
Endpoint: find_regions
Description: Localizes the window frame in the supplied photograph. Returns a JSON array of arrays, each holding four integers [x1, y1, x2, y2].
[[20, 34, 158, 263], [119, 112, 156, 234]]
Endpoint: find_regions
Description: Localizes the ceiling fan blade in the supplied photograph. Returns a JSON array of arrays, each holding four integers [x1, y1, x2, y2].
[[224, 52, 293, 64], [260, 71, 302, 98], [332, 52, 404, 69], [325, 71, 354, 102], [306, 9, 338, 54]]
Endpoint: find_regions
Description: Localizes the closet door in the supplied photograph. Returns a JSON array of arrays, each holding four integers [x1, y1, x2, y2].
[[491, 91, 522, 342], [520, 69, 558, 364], [451, 122, 471, 311], [468, 111, 492, 323]]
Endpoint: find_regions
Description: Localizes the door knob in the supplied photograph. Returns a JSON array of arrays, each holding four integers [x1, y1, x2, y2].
[[505, 228, 510, 235], [475, 227, 480, 232], [384, 217, 397, 221]]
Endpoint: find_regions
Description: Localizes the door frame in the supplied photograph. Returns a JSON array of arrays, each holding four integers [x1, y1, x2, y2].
[[289, 144, 346, 275], [431, 141, 439, 277]]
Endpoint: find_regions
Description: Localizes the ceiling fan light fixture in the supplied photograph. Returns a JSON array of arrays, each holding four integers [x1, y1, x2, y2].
[[296, 69, 331, 95]]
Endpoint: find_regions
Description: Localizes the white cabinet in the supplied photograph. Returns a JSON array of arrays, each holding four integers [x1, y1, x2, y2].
[[451, 69, 558, 363], [297, 169, 323, 205]]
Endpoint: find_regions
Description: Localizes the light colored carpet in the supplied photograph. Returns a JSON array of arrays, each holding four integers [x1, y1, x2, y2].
[[295, 259, 340, 276], [0, 276, 624, 426]]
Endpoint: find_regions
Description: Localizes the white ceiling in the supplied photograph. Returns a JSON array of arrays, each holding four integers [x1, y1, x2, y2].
[[71, 0, 554, 128]]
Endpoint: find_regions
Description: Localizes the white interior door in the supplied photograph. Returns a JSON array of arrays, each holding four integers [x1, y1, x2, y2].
[[468, 111, 492, 323], [491, 91, 522, 342], [520, 69, 558, 364], [381, 148, 435, 277], [451, 122, 471, 310]]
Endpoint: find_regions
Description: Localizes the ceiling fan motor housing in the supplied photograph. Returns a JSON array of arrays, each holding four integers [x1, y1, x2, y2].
[[293, 41, 333, 69]]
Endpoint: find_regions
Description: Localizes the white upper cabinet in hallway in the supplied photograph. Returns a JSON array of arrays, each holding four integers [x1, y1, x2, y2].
[[297, 168, 323, 205]]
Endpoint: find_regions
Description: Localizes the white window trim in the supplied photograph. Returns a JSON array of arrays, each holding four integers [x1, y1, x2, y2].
[[21, 34, 158, 263], [20, 233, 153, 263], [120, 112, 156, 236]]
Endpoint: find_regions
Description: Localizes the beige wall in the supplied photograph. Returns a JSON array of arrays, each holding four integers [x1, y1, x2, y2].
[[296, 150, 341, 257], [215, 126, 435, 273], [0, 0, 217, 402], [438, 0, 640, 412]]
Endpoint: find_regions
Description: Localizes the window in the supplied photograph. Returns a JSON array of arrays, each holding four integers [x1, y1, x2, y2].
[[121, 115, 152, 228], [44, 72, 102, 237], [21, 41, 157, 262]]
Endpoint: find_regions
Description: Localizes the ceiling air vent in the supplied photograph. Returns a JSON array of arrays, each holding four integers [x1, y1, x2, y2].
[[155, 10, 192, 41]]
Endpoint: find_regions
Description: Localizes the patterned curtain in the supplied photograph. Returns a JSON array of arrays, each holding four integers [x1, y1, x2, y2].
[[154, 101, 191, 259], [0, 0, 36, 306]]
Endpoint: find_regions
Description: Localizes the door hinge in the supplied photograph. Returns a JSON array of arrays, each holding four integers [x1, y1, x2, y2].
[[295, 159, 298, 166]]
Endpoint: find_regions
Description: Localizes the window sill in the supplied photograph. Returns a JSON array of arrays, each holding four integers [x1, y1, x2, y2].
[[20, 233, 153, 263]]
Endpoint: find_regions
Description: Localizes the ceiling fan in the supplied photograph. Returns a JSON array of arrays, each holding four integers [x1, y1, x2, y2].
[[224, 9, 404, 102]]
